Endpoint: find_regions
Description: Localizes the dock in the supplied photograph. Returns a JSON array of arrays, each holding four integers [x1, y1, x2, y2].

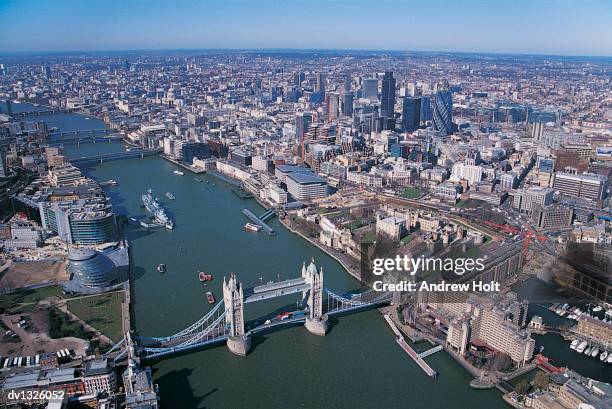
[[242, 208, 275, 235], [232, 188, 253, 199], [160, 154, 206, 174], [383, 314, 438, 378]]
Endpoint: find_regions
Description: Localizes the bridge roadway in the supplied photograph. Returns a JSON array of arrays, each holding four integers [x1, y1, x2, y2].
[[140, 312, 311, 360], [47, 128, 112, 137], [46, 134, 123, 146], [71, 149, 161, 164], [244, 277, 309, 303], [16, 108, 78, 117], [137, 289, 392, 360]]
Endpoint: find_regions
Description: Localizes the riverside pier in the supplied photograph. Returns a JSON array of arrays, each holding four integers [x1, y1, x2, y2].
[[383, 314, 439, 378]]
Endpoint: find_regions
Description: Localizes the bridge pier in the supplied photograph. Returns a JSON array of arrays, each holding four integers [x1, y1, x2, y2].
[[305, 315, 328, 336], [227, 334, 251, 356]]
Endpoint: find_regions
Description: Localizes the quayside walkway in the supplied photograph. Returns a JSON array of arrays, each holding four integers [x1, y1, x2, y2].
[[383, 314, 439, 378]]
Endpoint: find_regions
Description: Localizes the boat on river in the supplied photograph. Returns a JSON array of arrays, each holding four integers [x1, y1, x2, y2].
[[142, 189, 174, 229], [198, 272, 213, 282], [244, 223, 261, 232]]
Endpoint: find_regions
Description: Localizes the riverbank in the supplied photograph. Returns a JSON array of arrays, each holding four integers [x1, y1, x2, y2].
[[160, 154, 206, 174], [201, 165, 365, 282], [279, 215, 363, 282]]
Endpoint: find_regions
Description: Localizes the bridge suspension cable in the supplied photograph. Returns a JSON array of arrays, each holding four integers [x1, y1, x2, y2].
[[142, 301, 225, 342], [324, 289, 392, 314]]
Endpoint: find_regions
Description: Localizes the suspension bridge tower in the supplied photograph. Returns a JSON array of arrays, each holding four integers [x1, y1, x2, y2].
[[302, 260, 329, 336], [223, 273, 251, 356]]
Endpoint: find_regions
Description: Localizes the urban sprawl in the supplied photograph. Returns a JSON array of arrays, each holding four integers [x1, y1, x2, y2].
[[0, 51, 610, 408]]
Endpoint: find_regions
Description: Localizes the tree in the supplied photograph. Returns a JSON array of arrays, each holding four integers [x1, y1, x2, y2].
[[489, 353, 513, 372], [515, 380, 530, 396], [533, 372, 550, 391]]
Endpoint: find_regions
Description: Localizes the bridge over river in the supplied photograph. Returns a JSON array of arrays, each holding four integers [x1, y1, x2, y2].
[[129, 260, 391, 360], [71, 148, 161, 164]]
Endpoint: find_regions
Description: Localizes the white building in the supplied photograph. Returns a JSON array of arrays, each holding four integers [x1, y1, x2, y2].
[[347, 171, 383, 187], [269, 184, 288, 204], [513, 186, 554, 214], [451, 163, 483, 186], [286, 173, 329, 202], [251, 156, 270, 172]]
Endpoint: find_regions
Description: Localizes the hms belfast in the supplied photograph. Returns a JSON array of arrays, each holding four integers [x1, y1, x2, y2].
[[142, 189, 174, 229]]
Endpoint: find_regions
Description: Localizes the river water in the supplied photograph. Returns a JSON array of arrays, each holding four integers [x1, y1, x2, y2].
[[7, 101, 564, 408]]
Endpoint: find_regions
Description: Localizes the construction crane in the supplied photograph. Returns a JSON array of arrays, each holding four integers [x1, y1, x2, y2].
[[483, 220, 549, 264]]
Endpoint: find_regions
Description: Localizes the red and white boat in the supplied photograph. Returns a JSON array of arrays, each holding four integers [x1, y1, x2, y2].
[[198, 272, 213, 282]]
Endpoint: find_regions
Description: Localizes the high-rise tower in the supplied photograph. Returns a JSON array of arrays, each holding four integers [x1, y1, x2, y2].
[[402, 97, 421, 132], [380, 71, 396, 120], [315, 72, 326, 93], [433, 83, 453, 135]]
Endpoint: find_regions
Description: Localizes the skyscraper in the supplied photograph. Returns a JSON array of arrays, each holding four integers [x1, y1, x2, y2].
[[343, 73, 351, 93], [341, 92, 354, 117], [402, 97, 421, 132], [295, 112, 313, 142], [420, 96, 432, 122], [315, 72, 326, 93], [293, 71, 305, 87], [325, 93, 339, 121], [433, 85, 453, 135], [361, 78, 378, 100], [296, 112, 314, 161], [380, 71, 396, 120]]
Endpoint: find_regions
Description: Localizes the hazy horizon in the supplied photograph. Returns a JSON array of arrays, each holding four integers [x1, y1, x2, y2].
[[0, 47, 611, 60], [1, 0, 611, 57]]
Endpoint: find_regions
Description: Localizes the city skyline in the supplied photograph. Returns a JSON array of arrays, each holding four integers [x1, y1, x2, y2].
[[0, 26, 611, 408], [1, 0, 612, 56]]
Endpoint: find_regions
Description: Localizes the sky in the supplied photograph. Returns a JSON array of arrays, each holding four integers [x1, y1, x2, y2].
[[0, 0, 611, 56]]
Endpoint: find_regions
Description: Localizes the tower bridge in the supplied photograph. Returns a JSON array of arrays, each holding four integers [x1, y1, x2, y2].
[[136, 260, 391, 360]]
